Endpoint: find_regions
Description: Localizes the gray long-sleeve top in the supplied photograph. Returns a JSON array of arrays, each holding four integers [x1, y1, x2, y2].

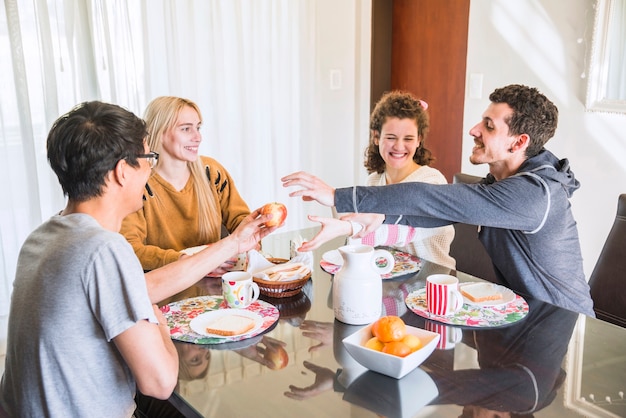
[[334, 149, 594, 317]]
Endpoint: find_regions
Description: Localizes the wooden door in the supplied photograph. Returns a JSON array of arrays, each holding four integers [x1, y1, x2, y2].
[[372, 0, 470, 182]]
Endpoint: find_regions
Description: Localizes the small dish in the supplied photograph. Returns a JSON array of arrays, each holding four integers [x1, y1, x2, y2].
[[180, 245, 208, 256], [342, 324, 439, 379], [322, 249, 343, 265], [189, 309, 263, 338]]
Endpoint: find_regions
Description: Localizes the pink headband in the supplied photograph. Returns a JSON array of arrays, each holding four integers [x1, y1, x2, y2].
[[419, 100, 428, 110]]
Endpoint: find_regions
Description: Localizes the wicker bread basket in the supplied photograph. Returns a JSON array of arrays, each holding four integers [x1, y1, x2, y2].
[[253, 258, 312, 298]]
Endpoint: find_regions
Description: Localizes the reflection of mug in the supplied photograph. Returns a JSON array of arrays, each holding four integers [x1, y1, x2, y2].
[[426, 274, 463, 316], [425, 322, 462, 350], [222, 272, 260, 308]]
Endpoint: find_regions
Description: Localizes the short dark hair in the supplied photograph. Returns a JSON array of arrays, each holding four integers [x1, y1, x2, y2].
[[489, 84, 558, 158], [365, 90, 433, 174], [46, 101, 148, 201]]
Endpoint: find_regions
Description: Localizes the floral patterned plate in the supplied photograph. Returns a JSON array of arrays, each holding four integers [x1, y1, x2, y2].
[[161, 295, 279, 344], [320, 248, 421, 280], [405, 286, 529, 328]]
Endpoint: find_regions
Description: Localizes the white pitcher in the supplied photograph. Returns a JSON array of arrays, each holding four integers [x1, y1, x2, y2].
[[333, 244, 395, 325]]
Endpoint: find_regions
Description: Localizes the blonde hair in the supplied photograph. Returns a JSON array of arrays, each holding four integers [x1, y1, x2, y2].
[[143, 96, 220, 242]]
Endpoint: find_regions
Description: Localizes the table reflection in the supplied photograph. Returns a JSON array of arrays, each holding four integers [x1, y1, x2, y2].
[[419, 299, 578, 417], [166, 229, 625, 418]]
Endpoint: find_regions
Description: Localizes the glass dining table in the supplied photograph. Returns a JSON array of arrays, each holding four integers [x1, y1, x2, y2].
[[161, 227, 626, 418]]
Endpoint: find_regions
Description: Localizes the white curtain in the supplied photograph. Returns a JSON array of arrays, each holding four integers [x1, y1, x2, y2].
[[0, 0, 315, 351]]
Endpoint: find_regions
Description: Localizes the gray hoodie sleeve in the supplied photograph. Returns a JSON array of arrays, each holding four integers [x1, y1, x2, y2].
[[334, 174, 551, 232]]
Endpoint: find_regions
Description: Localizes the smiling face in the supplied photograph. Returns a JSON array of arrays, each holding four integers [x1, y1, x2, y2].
[[160, 105, 202, 163], [468, 102, 523, 178], [376, 117, 421, 175], [177, 343, 211, 380]]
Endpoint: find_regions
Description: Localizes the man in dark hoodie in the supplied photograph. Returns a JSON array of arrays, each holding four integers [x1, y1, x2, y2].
[[281, 84, 594, 317]]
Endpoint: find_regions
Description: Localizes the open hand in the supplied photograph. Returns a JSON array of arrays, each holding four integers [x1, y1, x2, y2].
[[284, 361, 335, 400], [297, 216, 351, 252], [281, 171, 336, 207], [230, 208, 279, 254]]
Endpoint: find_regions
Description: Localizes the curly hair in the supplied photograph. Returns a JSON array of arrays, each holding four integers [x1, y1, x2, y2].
[[489, 84, 558, 158], [46, 101, 147, 201], [364, 90, 434, 174]]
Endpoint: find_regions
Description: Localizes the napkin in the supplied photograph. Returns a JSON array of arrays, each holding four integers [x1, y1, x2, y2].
[[248, 235, 314, 282], [246, 250, 275, 273]]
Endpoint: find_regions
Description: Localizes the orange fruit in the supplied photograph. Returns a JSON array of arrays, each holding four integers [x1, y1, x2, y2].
[[364, 336, 384, 352], [382, 341, 412, 357], [402, 334, 422, 352], [371, 316, 407, 343]]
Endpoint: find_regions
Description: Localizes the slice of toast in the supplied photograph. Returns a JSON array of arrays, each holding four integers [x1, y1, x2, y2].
[[205, 314, 255, 336], [460, 282, 503, 303]]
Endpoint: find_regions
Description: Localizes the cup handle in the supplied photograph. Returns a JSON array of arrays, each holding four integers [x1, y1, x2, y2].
[[372, 249, 395, 275], [451, 289, 464, 313], [250, 282, 260, 303]]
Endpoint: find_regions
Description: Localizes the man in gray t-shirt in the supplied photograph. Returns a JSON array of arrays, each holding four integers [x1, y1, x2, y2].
[[0, 102, 276, 417]]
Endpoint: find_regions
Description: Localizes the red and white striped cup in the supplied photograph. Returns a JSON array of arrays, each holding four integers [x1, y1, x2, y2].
[[426, 274, 464, 316], [426, 321, 463, 350]]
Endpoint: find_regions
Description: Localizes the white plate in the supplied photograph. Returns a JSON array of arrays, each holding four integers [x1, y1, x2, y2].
[[180, 245, 208, 256], [189, 309, 263, 338], [459, 282, 516, 307], [322, 249, 343, 266]]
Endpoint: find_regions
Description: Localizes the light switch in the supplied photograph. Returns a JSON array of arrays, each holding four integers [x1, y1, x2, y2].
[[330, 69, 342, 90], [469, 73, 483, 99]]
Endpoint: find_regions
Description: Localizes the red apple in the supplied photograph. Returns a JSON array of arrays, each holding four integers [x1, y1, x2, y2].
[[264, 344, 289, 370], [260, 202, 287, 227]]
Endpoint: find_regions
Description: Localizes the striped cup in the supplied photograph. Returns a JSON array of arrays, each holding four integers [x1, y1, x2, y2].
[[426, 274, 463, 316]]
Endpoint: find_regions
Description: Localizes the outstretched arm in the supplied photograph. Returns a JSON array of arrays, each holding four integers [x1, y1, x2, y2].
[[281, 171, 336, 207], [297, 213, 385, 252], [146, 207, 278, 303]]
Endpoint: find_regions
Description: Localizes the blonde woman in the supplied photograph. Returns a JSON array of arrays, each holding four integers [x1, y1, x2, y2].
[[121, 96, 251, 273]]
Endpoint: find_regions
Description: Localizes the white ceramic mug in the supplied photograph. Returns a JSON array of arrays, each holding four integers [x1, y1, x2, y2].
[[222, 271, 260, 308], [425, 321, 463, 350], [426, 274, 464, 316]]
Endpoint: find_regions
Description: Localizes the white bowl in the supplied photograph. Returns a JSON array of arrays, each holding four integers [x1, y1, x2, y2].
[[342, 323, 440, 379]]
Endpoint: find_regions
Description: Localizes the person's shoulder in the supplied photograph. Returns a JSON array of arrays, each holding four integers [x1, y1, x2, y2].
[[200, 155, 225, 169], [408, 165, 448, 184], [38, 214, 126, 251], [366, 172, 384, 186]]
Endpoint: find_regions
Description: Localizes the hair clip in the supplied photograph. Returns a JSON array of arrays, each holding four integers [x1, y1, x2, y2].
[[419, 100, 428, 110]]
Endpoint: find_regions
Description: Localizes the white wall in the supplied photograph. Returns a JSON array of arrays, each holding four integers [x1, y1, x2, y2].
[[462, 0, 626, 277], [291, 0, 372, 224]]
